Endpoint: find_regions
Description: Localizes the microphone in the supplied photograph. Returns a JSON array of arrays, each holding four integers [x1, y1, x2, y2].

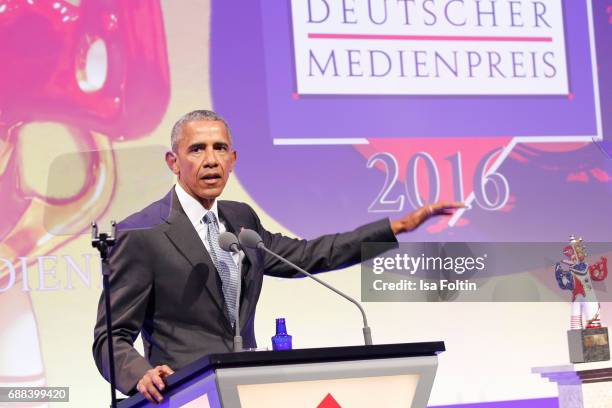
[[238, 229, 264, 250], [238, 229, 374, 346], [218, 232, 243, 352], [219, 231, 240, 253]]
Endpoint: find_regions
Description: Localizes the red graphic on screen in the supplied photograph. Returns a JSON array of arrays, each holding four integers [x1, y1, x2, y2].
[[0, 0, 169, 393]]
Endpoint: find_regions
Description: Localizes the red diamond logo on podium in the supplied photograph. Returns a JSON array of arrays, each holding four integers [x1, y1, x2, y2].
[[317, 393, 342, 408]]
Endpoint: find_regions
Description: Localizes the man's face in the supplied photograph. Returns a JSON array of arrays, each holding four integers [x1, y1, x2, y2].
[[166, 120, 236, 208]]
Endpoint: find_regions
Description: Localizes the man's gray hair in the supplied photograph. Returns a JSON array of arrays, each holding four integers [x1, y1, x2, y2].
[[170, 110, 232, 152]]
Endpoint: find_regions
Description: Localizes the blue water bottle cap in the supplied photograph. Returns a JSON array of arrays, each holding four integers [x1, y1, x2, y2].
[[275, 318, 287, 334]]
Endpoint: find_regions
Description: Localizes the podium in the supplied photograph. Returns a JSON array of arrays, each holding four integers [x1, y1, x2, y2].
[[532, 361, 612, 407], [118, 342, 445, 408]]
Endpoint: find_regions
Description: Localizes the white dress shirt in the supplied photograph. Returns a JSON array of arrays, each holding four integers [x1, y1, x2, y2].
[[174, 183, 240, 266]]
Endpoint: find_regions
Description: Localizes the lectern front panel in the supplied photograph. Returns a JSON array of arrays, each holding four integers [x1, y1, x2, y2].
[[216, 355, 438, 408]]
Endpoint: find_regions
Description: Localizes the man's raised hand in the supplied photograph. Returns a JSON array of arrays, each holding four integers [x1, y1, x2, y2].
[[391, 201, 466, 234]]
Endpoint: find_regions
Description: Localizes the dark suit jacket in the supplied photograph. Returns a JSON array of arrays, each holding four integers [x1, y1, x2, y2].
[[92, 189, 397, 394]]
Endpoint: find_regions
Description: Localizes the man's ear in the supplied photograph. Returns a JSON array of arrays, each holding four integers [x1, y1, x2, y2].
[[229, 150, 237, 173], [165, 151, 179, 175]]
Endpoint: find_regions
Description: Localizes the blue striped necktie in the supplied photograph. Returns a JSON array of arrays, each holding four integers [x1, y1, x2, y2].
[[203, 211, 240, 326]]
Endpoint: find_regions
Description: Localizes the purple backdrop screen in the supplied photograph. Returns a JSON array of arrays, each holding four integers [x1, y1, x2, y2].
[[210, 0, 612, 242]]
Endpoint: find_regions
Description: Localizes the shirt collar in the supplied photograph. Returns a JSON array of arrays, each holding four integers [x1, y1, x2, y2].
[[174, 183, 219, 228]]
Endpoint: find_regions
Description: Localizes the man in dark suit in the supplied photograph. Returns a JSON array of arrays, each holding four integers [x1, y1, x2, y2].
[[92, 110, 463, 403]]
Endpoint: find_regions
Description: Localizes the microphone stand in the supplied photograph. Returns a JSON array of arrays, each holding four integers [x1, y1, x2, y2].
[[92, 221, 118, 408], [232, 248, 244, 352], [233, 255, 243, 352], [257, 244, 373, 346]]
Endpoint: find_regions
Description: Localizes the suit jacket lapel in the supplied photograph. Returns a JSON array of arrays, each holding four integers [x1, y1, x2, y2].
[[162, 190, 228, 323]]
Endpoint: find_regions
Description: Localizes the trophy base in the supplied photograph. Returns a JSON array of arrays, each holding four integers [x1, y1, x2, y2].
[[567, 327, 610, 363]]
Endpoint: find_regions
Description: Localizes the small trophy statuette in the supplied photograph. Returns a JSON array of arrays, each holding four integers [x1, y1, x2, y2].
[[555, 236, 609, 363]]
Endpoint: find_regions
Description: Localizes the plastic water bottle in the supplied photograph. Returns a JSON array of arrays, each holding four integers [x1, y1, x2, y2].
[[271, 318, 292, 350]]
